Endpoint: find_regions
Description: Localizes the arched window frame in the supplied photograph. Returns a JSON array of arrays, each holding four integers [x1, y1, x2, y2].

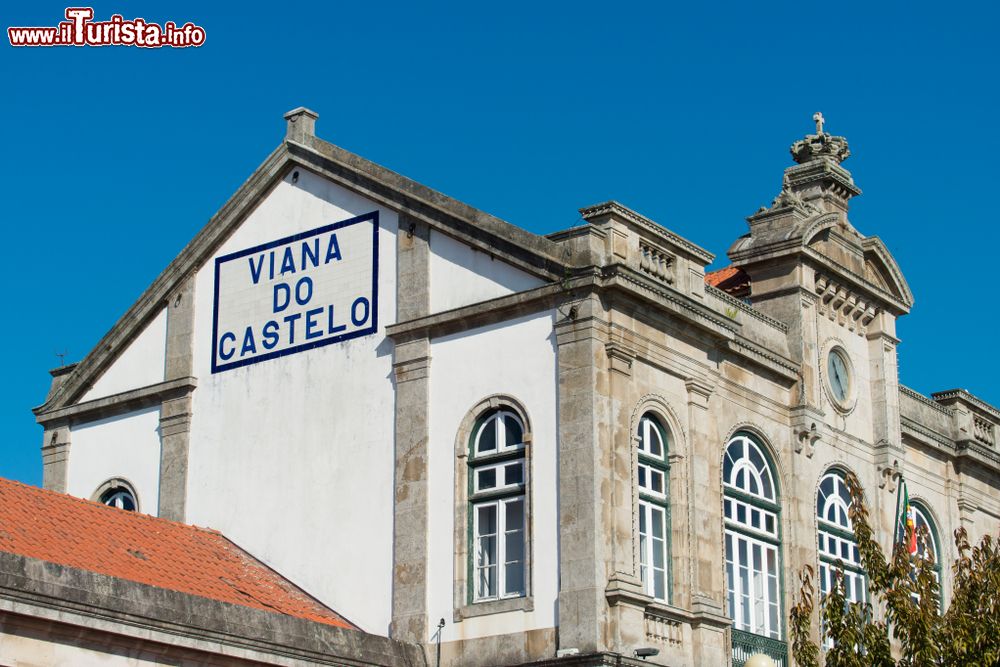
[[453, 396, 534, 621], [636, 412, 671, 602], [910, 501, 943, 611], [723, 431, 784, 641], [816, 469, 868, 609], [92, 477, 140, 512]]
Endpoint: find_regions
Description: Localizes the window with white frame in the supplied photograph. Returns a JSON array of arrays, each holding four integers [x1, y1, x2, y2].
[[723, 432, 782, 639], [637, 413, 670, 601], [469, 409, 527, 602], [100, 486, 137, 511], [817, 470, 867, 608]]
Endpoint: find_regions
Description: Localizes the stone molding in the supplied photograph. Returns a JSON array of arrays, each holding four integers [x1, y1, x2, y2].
[[900, 385, 954, 417], [605, 342, 636, 376], [578, 200, 714, 265], [35, 377, 197, 427], [705, 284, 789, 333]]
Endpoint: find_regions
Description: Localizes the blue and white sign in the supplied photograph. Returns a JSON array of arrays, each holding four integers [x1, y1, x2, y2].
[[211, 211, 379, 373]]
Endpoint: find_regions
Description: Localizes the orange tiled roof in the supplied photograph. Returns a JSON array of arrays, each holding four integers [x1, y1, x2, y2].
[[0, 477, 354, 630], [705, 265, 750, 297]]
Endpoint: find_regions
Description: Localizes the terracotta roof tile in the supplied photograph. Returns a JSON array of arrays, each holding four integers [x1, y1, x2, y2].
[[0, 477, 354, 630], [705, 265, 751, 297]]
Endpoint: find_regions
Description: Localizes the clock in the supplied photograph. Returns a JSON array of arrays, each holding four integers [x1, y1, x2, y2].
[[827, 348, 850, 404]]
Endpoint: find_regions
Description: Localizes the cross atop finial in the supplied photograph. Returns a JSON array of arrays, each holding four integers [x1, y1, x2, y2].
[[813, 111, 825, 135]]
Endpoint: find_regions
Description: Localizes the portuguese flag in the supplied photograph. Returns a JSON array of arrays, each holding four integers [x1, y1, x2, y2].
[[895, 479, 918, 555]]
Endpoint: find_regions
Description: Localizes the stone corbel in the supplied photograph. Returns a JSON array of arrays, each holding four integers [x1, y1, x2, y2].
[[791, 406, 824, 458], [606, 342, 637, 377], [605, 573, 648, 609], [684, 377, 714, 410], [877, 456, 901, 492], [795, 423, 820, 458]]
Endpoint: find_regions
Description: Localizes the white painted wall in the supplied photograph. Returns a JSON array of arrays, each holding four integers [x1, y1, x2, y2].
[[81, 308, 167, 402], [428, 229, 543, 313], [186, 168, 398, 634], [66, 407, 162, 514], [427, 311, 559, 641]]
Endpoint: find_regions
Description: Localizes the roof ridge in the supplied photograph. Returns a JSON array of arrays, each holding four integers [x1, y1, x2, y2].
[[0, 477, 222, 535]]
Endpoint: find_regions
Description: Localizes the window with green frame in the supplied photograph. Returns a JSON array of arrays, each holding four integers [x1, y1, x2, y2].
[[723, 432, 783, 640], [910, 502, 943, 609], [468, 409, 527, 603], [817, 469, 868, 613], [637, 413, 670, 601]]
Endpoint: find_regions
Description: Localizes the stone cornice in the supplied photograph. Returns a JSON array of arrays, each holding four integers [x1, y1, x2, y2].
[[578, 200, 715, 264], [705, 284, 789, 333], [386, 280, 580, 342], [931, 389, 1000, 421], [288, 138, 568, 281], [901, 415, 954, 450], [0, 552, 421, 667], [900, 385, 954, 417], [603, 264, 738, 336], [35, 377, 198, 427], [38, 145, 290, 414]]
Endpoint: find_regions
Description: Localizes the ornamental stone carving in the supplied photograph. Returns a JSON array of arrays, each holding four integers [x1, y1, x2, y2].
[[791, 131, 851, 165]]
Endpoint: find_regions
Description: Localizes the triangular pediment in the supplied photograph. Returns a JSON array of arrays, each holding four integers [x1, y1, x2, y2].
[[36, 119, 570, 416], [862, 236, 913, 307]]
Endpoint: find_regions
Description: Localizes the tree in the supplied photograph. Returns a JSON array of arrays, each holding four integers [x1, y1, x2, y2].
[[789, 472, 1000, 666]]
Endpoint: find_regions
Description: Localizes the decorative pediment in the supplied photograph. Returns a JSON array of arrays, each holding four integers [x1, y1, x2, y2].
[[35, 109, 570, 416], [862, 237, 914, 307]]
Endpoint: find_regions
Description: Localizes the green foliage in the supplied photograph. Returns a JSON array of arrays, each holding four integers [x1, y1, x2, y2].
[[789, 472, 1000, 666]]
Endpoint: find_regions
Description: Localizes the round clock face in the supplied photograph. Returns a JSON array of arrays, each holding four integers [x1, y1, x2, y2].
[[827, 349, 850, 403]]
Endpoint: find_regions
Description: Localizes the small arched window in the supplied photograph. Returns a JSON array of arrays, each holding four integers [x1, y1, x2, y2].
[[636, 413, 670, 601], [817, 470, 867, 606], [98, 484, 137, 511], [723, 433, 782, 640], [469, 409, 527, 602]]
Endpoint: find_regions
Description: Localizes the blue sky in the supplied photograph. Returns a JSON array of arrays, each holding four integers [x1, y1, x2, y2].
[[2, 2, 997, 485]]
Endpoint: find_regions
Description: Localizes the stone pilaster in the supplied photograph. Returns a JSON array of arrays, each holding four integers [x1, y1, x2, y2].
[[41, 426, 70, 492], [390, 213, 431, 645], [603, 341, 647, 655], [390, 337, 431, 644], [555, 294, 610, 654], [606, 342, 637, 579], [158, 278, 195, 521], [867, 311, 904, 545], [684, 377, 728, 665]]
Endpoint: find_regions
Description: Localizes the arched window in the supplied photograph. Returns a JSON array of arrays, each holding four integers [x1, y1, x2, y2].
[[94, 479, 138, 512], [723, 433, 782, 639], [469, 409, 527, 602], [910, 502, 942, 607], [637, 413, 670, 601], [817, 470, 867, 606]]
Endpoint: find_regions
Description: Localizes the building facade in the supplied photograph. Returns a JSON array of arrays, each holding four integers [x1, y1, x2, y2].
[[32, 109, 1000, 666]]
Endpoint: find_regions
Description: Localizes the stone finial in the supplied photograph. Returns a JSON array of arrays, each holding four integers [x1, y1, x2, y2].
[[283, 107, 318, 142], [790, 113, 850, 165]]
